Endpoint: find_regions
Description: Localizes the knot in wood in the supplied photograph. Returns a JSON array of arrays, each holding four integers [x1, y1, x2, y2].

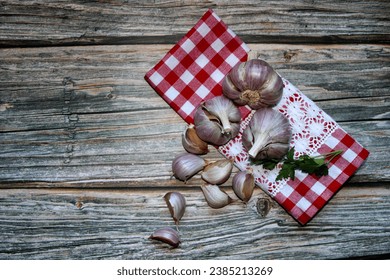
[[256, 198, 271, 218]]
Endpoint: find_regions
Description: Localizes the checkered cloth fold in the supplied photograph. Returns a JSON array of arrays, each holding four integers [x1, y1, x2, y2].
[[145, 9, 369, 225]]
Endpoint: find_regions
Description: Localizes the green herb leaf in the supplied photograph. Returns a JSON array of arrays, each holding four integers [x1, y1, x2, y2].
[[286, 147, 295, 161], [314, 164, 329, 177], [296, 157, 322, 174], [250, 147, 343, 181], [262, 160, 279, 170], [250, 158, 280, 170], [313, 158, 325, 166], [276, 163, 295, 181]]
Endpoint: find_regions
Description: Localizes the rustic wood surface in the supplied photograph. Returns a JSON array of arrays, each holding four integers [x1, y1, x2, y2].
[[1, 0, 389, 46], [0, 0, 389, 259]]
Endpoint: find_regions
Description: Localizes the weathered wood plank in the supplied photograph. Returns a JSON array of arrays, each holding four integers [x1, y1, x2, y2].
[[0, 0, 389, 47], [1, 44, 388, 111], [0, 116, 388, 185], [0, 44, 389, 185], [1, 0, 389, 263], [0, 185, 389, 259]]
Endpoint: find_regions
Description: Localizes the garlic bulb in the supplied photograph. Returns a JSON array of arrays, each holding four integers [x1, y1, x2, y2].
[[200, 184, 233, 209], [194, 96, 241, 146], [172, 153, 206, 182], [222, 59, 283, 109], [164, 192, 186, 225], [232, 170, 255, 202], [242, 108, 291, 160], [149, 227, 181, 248], [201, 159, 233, 185], [182, 124, 209, 155]]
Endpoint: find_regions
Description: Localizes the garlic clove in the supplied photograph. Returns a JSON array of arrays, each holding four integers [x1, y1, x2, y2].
[[222, 75, 242, 103], [245, 59, 270, 91], [164, 192, 186, 225], [232, 170, 255, 202], [242, 108, 291, 160], [222, 59, 283, 109], [201, 159, 233, 185], [200, 184, 233, 209], [149, 227, 181, 248], [172, 153, 206, 182], [182, 124, 209, 155], [228, 63, 246, 92], [194, 96, 241, 146]]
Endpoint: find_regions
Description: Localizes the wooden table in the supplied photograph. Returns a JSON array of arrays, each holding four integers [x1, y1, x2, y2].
[[0, 1, 389, 260]]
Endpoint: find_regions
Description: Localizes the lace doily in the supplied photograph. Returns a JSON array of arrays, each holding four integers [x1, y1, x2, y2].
[[219, 78, 338, 196]]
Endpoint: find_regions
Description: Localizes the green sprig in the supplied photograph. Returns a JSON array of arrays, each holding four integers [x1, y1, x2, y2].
[[251, 147, 343, 181]]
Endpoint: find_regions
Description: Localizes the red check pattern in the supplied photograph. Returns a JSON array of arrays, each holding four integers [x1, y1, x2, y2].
[[145, 9, 250, 123], [274, 128, 369, 224], [144, 9, 369, 225]]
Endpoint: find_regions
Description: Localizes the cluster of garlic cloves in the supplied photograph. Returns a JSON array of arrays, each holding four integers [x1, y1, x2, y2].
[[152, 56, 292, 248], [194, 96, 241, 146]]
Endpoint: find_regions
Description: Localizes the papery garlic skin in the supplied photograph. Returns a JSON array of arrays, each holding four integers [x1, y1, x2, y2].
[[172, 153, 206, 182], [222, 59, 283, 109], [194, 96, 241, 146], [232, 170, 255, 202], [164, 192, 186, 225], [201, 159, 233, 185], [200, 184, 233, 209], [182, 124, 209, 155], [242, 108, 291, 160], [149, 227, 181, 248]]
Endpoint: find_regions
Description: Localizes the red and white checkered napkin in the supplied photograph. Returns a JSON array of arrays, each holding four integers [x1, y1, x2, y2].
[[144, 9, 251, 123], [145, 9, 369, 225]]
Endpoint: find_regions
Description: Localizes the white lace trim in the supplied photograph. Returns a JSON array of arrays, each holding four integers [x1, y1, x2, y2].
[[218, 78, 338, 197]]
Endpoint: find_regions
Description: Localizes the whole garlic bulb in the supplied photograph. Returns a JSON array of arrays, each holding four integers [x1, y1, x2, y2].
[[242, 108, 291, 160], [194, 96, 241, 146], [222, 59, 283, 109]]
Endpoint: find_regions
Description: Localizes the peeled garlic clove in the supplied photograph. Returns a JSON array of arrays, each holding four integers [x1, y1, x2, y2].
[[222, 59, 283, 109], [242, 108, 291, 160], [194, 96, 241, 146], [201, 159, 233, 185], [200, 184, 233, 209], [149, 227, 180, 248], [164, 192, 186, 225], [172, 153, 206, 182], [182, 124, 209, 155], [232, 170, 255, 202]]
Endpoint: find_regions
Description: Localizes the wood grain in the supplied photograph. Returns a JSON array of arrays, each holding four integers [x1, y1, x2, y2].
[[0, 0, 389, 47], [0, 44, 388, 186], [1, 1, 389, 260], [0, 186, 389, 259]]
